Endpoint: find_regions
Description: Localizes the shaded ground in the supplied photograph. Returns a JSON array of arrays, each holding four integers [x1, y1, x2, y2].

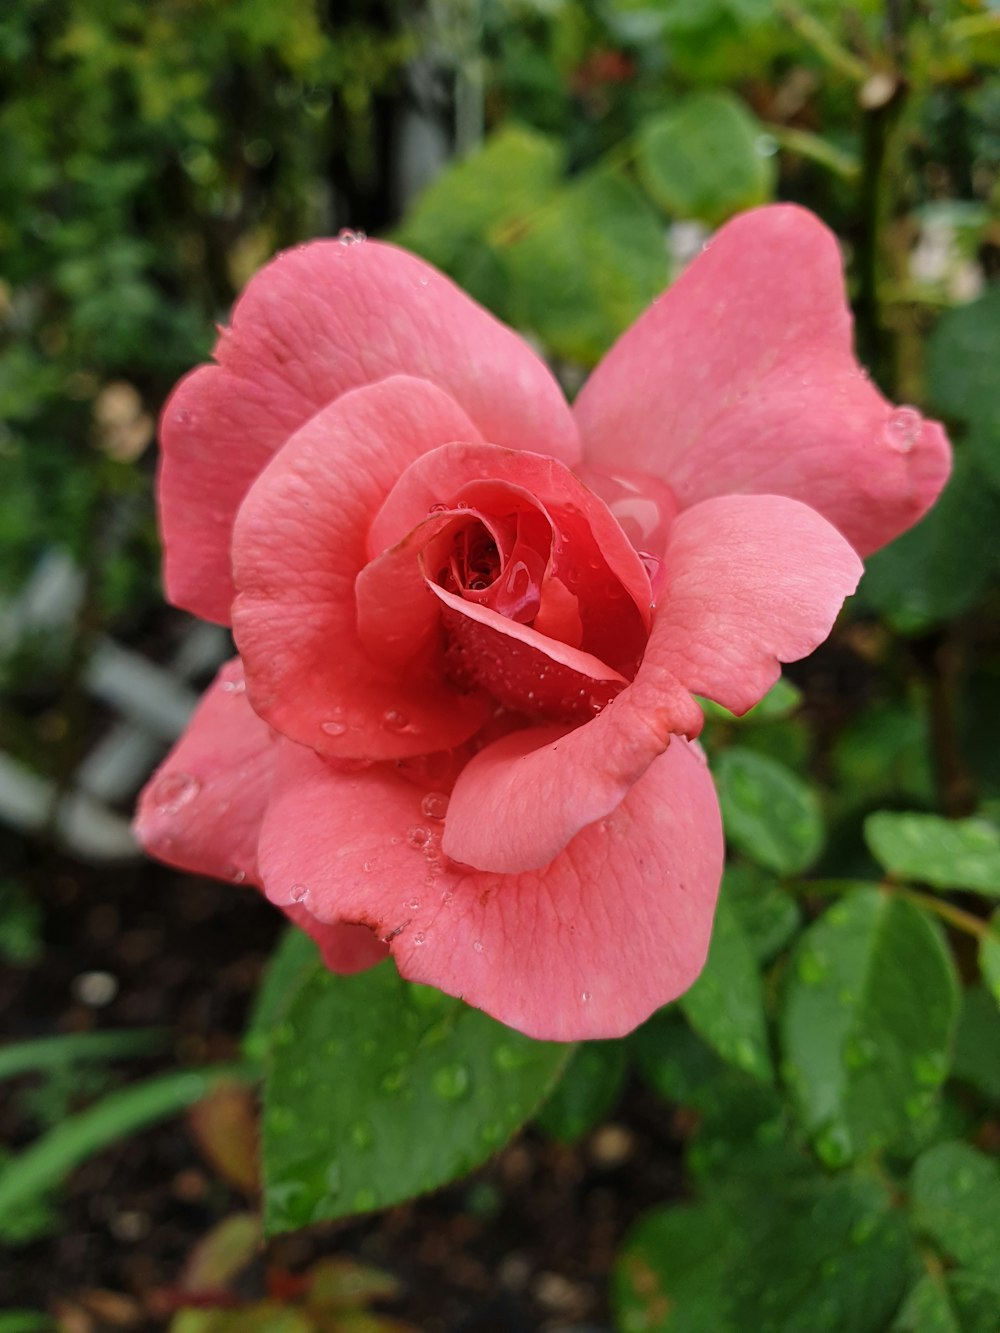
[[1, 848, 687, 1330]]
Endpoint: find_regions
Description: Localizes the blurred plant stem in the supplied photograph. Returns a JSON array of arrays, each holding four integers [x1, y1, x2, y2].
[[792, 880, 991, 942]]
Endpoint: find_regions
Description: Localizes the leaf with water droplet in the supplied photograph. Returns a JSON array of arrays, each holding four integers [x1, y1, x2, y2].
[[615, 1173, 913, 1333], [910, 1142, 1000, 1281], [261, 960, 569, 1233], [715, 748, 824, 875], [781, 890, 959, 1166], [680, 889, 773, 1083], [865, 810, 1000, 898]]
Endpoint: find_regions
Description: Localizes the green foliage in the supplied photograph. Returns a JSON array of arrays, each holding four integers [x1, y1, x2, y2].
[[679, 889, 773, 1082], [865, 811, 1000, 896], [0, 1064, 248, 1243], [781, 891, 960, 1165], [615, 1172, 916, 1333], [636, 91, 775, 224], [261, 960, 570, 1232], [503, 161, 669, 364], [910, 1142, 1000, 1278], [0, 879, 43, 966], [535, 1041, 628, 1142], [714, 747, 825, 874]]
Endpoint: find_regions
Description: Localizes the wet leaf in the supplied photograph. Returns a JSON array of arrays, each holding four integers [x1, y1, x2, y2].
[[261, 962, 570, 1232], [680, 890, 773, 1081], [865, 811, 1000, 897], [780, 890, 959, 1164], [910, 1142, 1000, 1279], [714, 747, 824, 874], [615, 1173, 914, 1332]]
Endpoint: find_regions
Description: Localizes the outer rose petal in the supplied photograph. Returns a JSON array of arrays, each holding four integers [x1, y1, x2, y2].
[[653, 494, 863, 714], [134, 659, 271, 884], [257, 736, 724, 1041], [133, 660, 387, 974], [232, 376, 493, 761], [161, 238, 580, 623], [574, 204, 951, 556], [442, 659, 703, 874]]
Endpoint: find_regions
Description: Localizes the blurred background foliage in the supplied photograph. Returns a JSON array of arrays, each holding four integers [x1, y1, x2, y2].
[[1, 0, 999, 1329]]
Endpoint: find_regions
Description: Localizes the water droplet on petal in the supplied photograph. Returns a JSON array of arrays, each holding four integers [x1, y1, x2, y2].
[[406, 896, 421, 910], [413, 931, 426, 946], [220, 677, 246, 695], [884, 406, 922, 453], [382, 708, 409, 732], [230, 867, 247, 884], [321, 718, 346, 737], [421, 791, 450, 821], [581, 991, 592, 1003], [473, 939, 484, 953], [289, 883, 310, 904], [337, 228, 366, 246], [152, 771, 200, 813], [407, 826, 430, 849]]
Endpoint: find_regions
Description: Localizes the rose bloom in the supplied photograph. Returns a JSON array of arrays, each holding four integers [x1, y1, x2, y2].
[[136, 206, 949, 1041]]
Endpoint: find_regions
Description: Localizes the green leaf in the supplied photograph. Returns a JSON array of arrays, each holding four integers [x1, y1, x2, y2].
[[831, 701, 934, 810], [501, 161, 670, 364], [0, 1028, 167, 1081], [631, 1009, 732, 1111], [0, 879, 43, 966], [857, 453, 1000, 631], [0, 1315, 56, 1333], [0, 1065, 247, 1236], [926, 284, 1000, 429], [262, 961, 570, 1232], [951, 986, 1000, 1101], [714, 747, 824, 874], [893, 1270, 1000, 1333], [679, 890, 773, 1081], [865, 811, 1000, 896], [910, 1142, 1000, 1279], [636, 91, 775, 225], [781, 890, 960, 1165], [535, 1041, 628, 1142], [243, 925, 321, 1063], [393, 123, 563, 310], [724, 861, 801, 963], [980, 910, 1000, 1006], [615, 1173, 915, 1333]]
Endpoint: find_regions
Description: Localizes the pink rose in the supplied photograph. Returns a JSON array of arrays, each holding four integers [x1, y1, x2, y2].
[[135, 206, 949, 1040]]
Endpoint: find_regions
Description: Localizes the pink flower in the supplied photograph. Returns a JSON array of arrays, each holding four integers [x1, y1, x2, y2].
[[135, 205, 949, 1040]]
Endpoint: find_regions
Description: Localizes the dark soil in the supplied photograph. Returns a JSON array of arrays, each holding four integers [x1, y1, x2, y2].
[[1, 845, 687, 1331]]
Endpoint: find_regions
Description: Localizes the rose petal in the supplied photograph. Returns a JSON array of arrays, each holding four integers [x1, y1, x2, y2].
[[257, 737, 724, 1040], [285, 904, 388, 975], [652, 493, 863, 714], [161, 237, 580, 623], [232, 376, 493, 760], [574, 204, 951, 556], [442, 660, 703, 874], [134, 659, 271, 885], [133, 660, 388, 975]]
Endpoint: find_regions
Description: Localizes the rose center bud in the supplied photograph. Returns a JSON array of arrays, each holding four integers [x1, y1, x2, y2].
[[416, 486, 649, 725], [438, 513, 547, 624]]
